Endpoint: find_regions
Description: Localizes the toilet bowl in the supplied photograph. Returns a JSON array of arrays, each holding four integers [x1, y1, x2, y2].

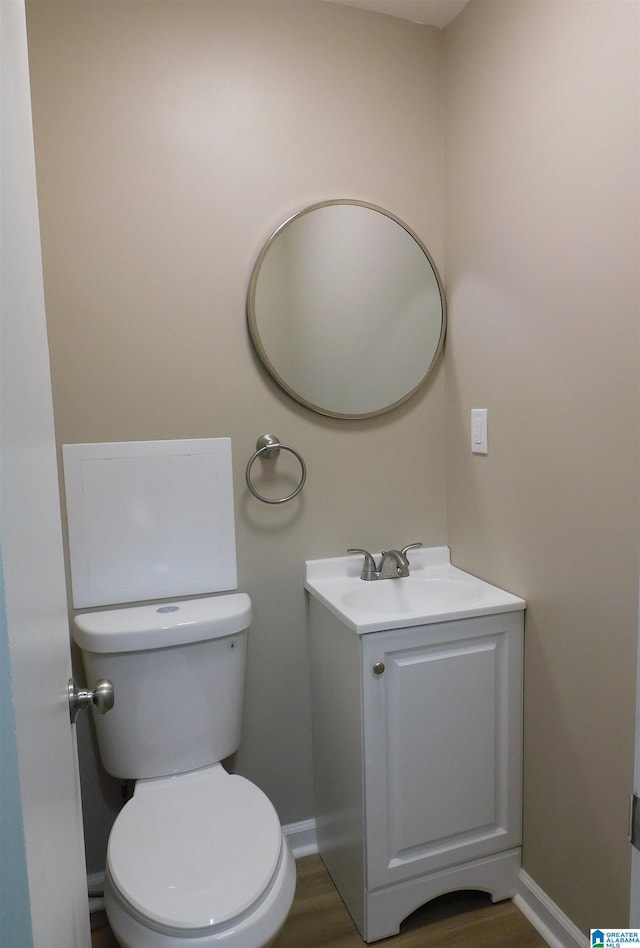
[[73, 595, 296, 948], [103, 765, 295, 948]]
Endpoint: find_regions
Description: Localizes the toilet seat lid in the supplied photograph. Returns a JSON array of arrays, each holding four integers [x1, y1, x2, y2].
[[107, 765, 282, 933]]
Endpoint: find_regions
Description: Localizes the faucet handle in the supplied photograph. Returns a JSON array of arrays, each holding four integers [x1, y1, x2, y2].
[[347, 548, 379, 581], [401, 542, 423, 558]]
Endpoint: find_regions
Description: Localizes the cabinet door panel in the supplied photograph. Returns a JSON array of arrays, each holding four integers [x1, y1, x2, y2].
[[389, 640, 498, 847], [362, 615, 522, 890]]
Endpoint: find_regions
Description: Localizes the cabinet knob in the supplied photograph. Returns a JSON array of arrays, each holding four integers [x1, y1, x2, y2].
[[372, 661, 385, 676]]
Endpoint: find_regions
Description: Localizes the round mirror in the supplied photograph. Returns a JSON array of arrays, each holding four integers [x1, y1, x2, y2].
[[247, 200, 446, 419]]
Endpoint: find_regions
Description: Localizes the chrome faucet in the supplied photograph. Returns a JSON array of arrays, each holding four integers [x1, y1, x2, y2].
[[379, 548, 411, 579], [348, 543, 422, 581]]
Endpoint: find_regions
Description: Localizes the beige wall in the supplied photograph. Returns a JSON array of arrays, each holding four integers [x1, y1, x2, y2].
[[25, 0, 447, 873], [444, 0, 639, 930]]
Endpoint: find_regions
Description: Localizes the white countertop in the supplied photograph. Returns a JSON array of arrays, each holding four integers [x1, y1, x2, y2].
[[304, 546, 525, 633]]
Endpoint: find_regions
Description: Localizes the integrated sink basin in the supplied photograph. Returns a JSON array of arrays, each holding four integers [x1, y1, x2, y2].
[[304, 546, 525, 633], [340, 576, 481, 615]]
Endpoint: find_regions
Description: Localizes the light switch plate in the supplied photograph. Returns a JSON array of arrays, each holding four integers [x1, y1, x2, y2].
[[471, 409, 488, 455]]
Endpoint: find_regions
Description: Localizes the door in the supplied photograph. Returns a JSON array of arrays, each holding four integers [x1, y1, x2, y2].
[[362, 613, 523, 891], [0, 3, 91, 945], [630, 587, 640, 925]]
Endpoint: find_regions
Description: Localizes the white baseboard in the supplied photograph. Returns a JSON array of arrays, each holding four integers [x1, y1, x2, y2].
[[514, 870, 588, 948], [283, 817, 318, 859]]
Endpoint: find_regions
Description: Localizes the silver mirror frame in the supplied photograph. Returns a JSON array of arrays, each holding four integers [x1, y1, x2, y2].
[[247, 199, 447, 420]]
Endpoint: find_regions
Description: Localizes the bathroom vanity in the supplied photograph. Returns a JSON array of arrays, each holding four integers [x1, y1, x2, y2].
[[305, 547, 526, 943]]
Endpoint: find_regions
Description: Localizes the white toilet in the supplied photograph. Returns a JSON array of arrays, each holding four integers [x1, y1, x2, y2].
[[73, 593, 296, 948]]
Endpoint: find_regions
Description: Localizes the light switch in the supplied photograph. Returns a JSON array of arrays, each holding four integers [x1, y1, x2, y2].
[[471, 409, 488, 455]]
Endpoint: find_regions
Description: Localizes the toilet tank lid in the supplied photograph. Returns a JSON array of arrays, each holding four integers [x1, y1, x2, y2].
[[73, 593, 252, 653]]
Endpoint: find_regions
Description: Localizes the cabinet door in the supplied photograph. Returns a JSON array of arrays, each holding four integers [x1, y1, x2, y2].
[[361, 613, 523, 890]]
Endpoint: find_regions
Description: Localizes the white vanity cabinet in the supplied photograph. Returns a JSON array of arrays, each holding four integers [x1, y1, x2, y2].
[[308, 594, 524, 943]]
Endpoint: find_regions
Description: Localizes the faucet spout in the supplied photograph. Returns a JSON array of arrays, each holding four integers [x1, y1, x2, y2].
[[379, 549, 410, 579]]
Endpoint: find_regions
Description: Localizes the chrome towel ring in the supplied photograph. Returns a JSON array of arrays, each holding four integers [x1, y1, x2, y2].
[[245, 434, 307, 504]]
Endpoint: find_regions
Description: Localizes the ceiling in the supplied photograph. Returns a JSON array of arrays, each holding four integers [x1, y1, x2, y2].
[[325, 0, 469, 28]]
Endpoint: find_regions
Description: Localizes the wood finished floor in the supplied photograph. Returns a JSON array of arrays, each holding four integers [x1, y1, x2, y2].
[[90, 854, 548, 947]]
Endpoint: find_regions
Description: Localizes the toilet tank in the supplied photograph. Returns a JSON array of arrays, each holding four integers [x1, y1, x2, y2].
[[73, 594, 252, 780]]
